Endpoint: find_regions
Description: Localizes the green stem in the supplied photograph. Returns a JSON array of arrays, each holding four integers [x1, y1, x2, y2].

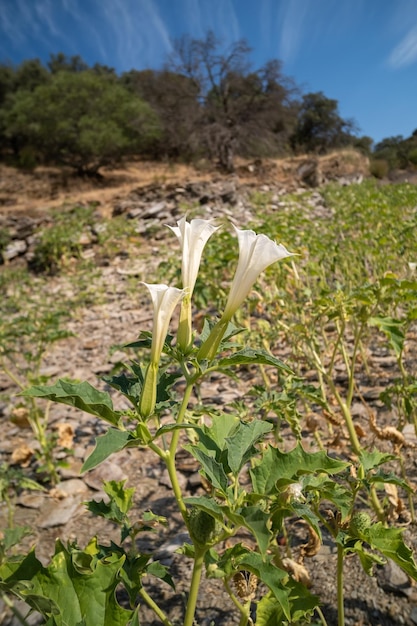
[[138, 586, 173, 626], [336, 543, 345, 626], [183, 547, 206, 626], [197, 318, 228, 361], [224, 578, 252, 625], [315, 605, 329, 626], [370, 484, 385, 520], [1, 593, 31, 626], [165, 381, 195, 521]]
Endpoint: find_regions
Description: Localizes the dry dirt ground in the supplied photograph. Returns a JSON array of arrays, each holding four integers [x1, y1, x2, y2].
[[1, 157, 417, 626]]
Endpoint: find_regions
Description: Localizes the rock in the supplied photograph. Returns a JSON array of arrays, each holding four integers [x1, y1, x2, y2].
[[376, 560, 412, 596], [51, 478, 89, 497], [17, 493, 46, 509], [83, 459, 128, 490], [37, 493, 84, 528], [297, 159, 323, 187], [3, 239, 27, 261], [142, 201, 166, 218]]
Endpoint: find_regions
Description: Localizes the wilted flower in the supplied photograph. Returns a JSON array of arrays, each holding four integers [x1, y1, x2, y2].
[[139, 283, 184, 417], [198, 226, 293, 361], [168, 216, 219, 351]]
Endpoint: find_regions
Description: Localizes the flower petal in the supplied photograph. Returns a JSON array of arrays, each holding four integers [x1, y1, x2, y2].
[[223, 226, 293, 319], [142, 283, 184, 362]]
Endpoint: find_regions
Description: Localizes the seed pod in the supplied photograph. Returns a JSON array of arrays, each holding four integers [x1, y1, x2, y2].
[[188, 508, 219, 546], [349, 512, 372, 538]]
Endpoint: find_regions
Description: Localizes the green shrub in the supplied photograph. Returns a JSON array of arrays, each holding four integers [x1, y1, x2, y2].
[[369, 158, 388, 179], [407, 148, 417, 167], [30, 205, 95, 274]]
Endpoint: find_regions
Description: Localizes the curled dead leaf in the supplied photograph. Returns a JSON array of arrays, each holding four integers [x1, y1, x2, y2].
[[300, 524, 321, 558], [11, 443, 34, 467], [56, 423, 74, 449], [282, 557, 311, 587], [10, 407, 31, 429]]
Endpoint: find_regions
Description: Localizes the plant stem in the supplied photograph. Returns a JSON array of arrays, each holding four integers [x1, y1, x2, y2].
[[183, 547, 205, 626], [315, 605, 329, 626], [336, 543, 345, 626], [138, 587, 173, 626], [165, 380, 194, 521], [1, 593, 31, 626]]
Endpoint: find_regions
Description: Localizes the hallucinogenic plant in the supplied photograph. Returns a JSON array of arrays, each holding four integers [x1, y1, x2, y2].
[[1, 216, 416, 626]]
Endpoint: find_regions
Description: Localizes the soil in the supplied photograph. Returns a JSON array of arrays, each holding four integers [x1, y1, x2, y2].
[[0, 157, 417, 626]]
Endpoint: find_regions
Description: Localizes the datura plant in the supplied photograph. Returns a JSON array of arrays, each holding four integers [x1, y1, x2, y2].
[[2, 217, 416, 626]]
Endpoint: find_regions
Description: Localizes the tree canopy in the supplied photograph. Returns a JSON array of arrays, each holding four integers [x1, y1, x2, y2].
[[3, 70, 160, 174], [0, 40, 407, 174]]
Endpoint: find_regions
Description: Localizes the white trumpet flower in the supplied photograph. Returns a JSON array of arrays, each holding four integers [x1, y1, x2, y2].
[[139, 283, 184, 417], [198, 226, 293, 361], [168, 216, 219, 351], [168, 216, 219, 294], [222, 226, 293, 321]]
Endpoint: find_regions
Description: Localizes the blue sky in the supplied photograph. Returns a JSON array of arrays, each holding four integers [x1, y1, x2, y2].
[[1, 0, 416, 146]]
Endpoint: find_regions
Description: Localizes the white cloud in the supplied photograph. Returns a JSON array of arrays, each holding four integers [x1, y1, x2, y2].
[[277, 0, 310, 64], [388, 24, 417, 68]]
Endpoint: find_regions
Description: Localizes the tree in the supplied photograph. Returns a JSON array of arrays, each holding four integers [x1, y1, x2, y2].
[[166, 32, 298, 171], [291, 91, 357, 153], [121, 68, 201, 160], [374, 135, 408, 169], [4, 71, 161, 174], [47, 52, 89, 74]]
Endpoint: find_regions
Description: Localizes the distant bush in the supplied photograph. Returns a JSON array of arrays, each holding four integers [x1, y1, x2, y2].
[[30, 205, 95, 274], [407, 148, 417, 167], [369, 158, 388, 179], [4, 71, 161, 175]]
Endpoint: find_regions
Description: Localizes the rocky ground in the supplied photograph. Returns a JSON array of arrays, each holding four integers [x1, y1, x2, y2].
[[0, 155, 417, 625]]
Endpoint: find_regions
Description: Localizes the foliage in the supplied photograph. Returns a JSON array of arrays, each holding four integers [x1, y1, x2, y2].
[[369, 157, 389, 178], [166, 31, 299, 170], [373, 131, 417, 172], [30, 204, 96, 273], [3, 70, 161, 174], [1, 180, 417, 624], [290, 91, 357, 153]]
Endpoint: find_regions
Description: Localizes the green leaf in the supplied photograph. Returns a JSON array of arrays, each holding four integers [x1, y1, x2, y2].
[[218, 348, 292, 373], [256, 584, 318, 626], [238, 551, 290, 620], [346, 540, 385, 575], [146, 561, 175, 589], [358, 449, 397, 473], [82, 429, 133, 473], [368, 316, 405, 357], [103, 480, 135, 515], [198, 413, 239, 453], [1, 526, 32, 553], [187, 447, 229, 494], [22, 380, 121, 426], [250, 443, 349, 495], [183, 496, 224, 522], [0, 540, 133, 626], [226, 421, 273, 474], [103, 372, 142, 405], [238, 506, 272, 556], [364, 523, 417, 580]]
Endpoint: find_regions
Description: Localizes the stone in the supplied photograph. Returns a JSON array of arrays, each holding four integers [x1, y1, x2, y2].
[[376, 561, 412, 596], [37, 494, 84, 528], [3, 239, 27, 261], [83, 459, 128, 490]]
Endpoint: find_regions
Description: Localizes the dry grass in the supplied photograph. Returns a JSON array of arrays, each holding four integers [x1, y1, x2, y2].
[[0, 150, 371, 217]]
